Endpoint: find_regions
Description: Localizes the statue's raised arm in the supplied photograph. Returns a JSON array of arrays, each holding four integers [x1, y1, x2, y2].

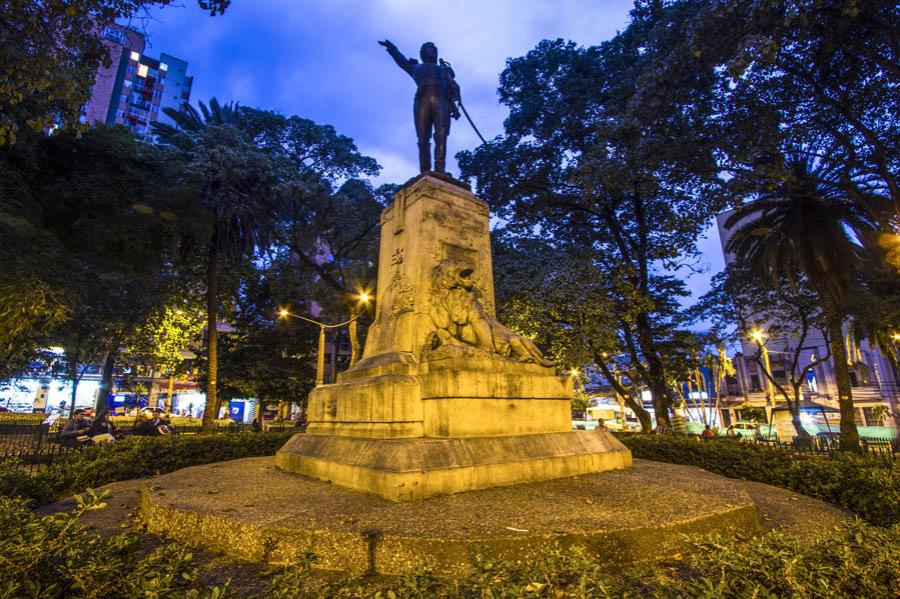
[[378, 39, 456, 173], [378, 39, 416, 77]]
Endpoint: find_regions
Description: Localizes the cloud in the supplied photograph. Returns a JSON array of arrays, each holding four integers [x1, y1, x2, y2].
[[137, 1, 728, 300], [358, 145, 418, 187]]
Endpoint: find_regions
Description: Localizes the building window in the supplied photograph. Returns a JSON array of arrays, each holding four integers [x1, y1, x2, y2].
[[160, 63, 168, 71], [137, 64, 149, 77], [102, 27, 126, 44], [127, 66, 136, 76], [750, 374, 762, 392], [130, 51, 140, 61]]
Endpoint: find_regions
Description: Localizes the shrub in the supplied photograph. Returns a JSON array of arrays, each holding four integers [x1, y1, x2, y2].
[[616, 434, 900, 526], [637, 521, 900, 598], [0, 412, 45, 422], [262, 522, 900, 598], [1, 432, 294, 506], [0, 457, 57, 506], [0, 490, 226, 598]]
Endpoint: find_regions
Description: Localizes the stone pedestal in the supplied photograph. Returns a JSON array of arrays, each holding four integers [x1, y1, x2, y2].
[[276, 174, 631, 500]]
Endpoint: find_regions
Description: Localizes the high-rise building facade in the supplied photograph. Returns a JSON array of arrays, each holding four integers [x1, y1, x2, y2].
[[82, 24, 193, 139]]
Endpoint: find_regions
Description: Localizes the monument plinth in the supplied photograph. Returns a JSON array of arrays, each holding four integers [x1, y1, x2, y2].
[[276, 174, 631, 501]]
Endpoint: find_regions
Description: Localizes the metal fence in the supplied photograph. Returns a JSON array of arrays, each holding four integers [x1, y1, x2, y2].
[[752, 435, 897, 459], [0, 416, 278, 473], [648, 426, 897, 459]]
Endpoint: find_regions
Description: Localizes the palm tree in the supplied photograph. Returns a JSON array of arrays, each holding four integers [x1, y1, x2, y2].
[[153, 99, 276, 432], [726, 153, 877, 451]]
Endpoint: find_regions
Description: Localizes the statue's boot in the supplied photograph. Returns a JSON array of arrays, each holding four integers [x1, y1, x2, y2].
[[434, 136, 447, 173], [418, 141, 431, 172]]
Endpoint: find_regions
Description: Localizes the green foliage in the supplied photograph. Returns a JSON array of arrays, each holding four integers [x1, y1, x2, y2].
[[628, 521, 900, 599], [262, 522, 900, 598], [0, 126, 192, 383], [127, 301, 205, 373], [0, 432, 294, 506], [460, 22, 729, 426], [617, 434, 900, 527], [214, 263, 319, 403], [0, 457, 57, 507], [0, 490, 225, 598]]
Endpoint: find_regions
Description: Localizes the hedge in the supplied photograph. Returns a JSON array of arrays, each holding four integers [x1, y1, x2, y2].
[[616, 434, 900, 527], [0, 490, 226, 598], [1, 432, 294, 506], [4, 490, 896, 598]]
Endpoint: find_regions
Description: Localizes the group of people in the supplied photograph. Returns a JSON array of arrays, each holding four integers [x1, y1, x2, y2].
[[701, 424, 759, 439], [59, 407, 172, 446]]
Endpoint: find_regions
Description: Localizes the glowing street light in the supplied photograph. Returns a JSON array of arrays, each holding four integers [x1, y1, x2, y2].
[[278, 293, 373, 386]]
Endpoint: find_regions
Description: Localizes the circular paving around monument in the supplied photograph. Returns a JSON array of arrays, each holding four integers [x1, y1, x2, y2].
[[140, 457, 763, 575]]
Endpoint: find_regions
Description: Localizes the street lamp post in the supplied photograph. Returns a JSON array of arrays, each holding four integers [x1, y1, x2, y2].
[[278, 293, 371, 386]]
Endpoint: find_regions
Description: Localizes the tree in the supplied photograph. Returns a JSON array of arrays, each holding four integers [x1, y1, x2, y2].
[[492, 233, 656, 432], [275, 178, 388, 364], [627, 0, 898, 223], [127, 297, 205, 412], [724, 154, 879, 450], [700, 264, 835, 438], [459, 30, 727, 428], [153, 99, 280, 430], [243, 107, 383, 365], [0, 126, 188, 412], [213, 260, 318, 415], [153, 100, 381, 429], [0, 0, 230, 145]]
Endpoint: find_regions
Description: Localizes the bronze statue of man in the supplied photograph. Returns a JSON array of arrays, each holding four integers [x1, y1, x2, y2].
[[378, 39, 460, 173]]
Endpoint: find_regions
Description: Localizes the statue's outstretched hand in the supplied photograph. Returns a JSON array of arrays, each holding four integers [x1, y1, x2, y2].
[[378, 39, 394, 49]]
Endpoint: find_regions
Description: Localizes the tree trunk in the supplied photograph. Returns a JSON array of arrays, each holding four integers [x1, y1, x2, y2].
[[784, 385, 810, 439], [202, 242, 219, 433], [68, 359, 79, 419], [827, 316, 860, 451], [593, 356, 653, 432], [634, 315, 673, 429], [165, 371, 175, 413], [95, 347, 117, 412], [148, 370, 160, 410], [622, 394, 653, 433], [647, 375, 672, 430]]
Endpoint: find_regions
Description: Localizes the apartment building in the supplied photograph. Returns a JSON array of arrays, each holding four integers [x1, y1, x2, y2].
[[81, 24, 193, 139]]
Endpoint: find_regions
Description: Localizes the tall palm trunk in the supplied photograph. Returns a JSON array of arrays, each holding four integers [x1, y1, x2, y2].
[[826, 315, 860, 451], [202, 241, 219, 433]]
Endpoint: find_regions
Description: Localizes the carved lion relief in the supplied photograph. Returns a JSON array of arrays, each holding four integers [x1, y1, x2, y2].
[[427, 259, 553, 367]]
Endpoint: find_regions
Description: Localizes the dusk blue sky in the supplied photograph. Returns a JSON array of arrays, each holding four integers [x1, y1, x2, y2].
[[138, 0, 725, 304]]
